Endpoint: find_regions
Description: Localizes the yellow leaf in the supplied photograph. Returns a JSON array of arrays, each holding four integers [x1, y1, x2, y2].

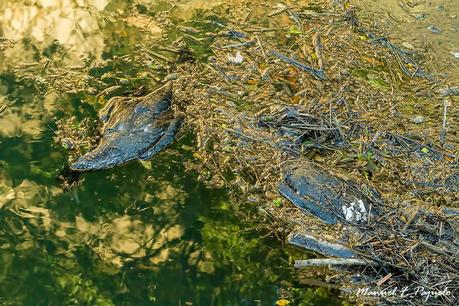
[[276, 299, 290, 306], [344, 1, 351, 10], [193, 152, 203, 160]]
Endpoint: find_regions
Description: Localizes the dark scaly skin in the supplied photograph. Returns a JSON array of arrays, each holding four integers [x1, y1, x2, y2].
[[70, 82, 183, 172], [278, 160, 384, 258], [278, 160, 382, 225]]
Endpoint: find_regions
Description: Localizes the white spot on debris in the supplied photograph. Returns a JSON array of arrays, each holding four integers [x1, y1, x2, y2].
[[342, 199, 367, 222], [227, 51, 244, 64]]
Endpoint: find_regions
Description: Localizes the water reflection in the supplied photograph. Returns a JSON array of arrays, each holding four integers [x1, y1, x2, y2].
[[1, 0, 108, 66], [0, 140, 301, 304]]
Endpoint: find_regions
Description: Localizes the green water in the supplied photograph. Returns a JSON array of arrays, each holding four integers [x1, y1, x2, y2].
[[0, 136, 291, 305], [0, 1, 343, 305]]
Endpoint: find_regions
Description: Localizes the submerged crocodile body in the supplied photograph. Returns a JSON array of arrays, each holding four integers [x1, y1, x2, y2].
[[278, 160, 382, 225], [70, 82, 183, 172]]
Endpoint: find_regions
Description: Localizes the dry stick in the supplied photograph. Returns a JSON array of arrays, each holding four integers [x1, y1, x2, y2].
[[157, 47, 182, 54], [0, 104, 7, 115], [437, 261, 458, 274], [402, 209, 419, 233], [419, 240, 451, 256], [245, 27, 283, 33], [353, 249, 405, 271], [376, 273, 393, 286], [144, 49, 173, 63], [440, 98, 450, 143], [268, 50, 326, 80], [255, 34, 267, 59], [219, 41, 255, 49], [268, 6, 289, 17], [312, 32, 325, 71], [439, 86, 459, 97], [299, 10, 340, 17], [242, 9, 252, 24], [294, 258, 378, 268], [183, 33, 204, 44], [205, 64, 230, 84], [288, 10, 302, 29]]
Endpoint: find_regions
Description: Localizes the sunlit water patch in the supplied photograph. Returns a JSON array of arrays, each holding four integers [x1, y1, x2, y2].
[[354, 0, 459, 80]]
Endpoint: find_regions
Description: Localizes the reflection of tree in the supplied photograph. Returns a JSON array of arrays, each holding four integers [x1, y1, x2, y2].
[[0, 148, 317, 305], [0, 153, 188, 304], [2, 144, 287, 304]]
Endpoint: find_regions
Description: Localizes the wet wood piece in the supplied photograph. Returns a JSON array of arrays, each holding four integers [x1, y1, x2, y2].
[[294, 258, 378, 268], [269, 50, 326, 80], [288, 232, 355, 258]]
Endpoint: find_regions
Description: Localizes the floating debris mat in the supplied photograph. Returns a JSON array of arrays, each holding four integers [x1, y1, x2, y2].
[[258, 105, 361, 151], [344, 8, 433, 80], [280, 160, 458, 305], [366, 131, 458, 195]]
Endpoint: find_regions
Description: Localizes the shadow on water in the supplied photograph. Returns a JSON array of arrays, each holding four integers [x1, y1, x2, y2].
[[0, 138, 275, 305], [0, 1, 344, 305]]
